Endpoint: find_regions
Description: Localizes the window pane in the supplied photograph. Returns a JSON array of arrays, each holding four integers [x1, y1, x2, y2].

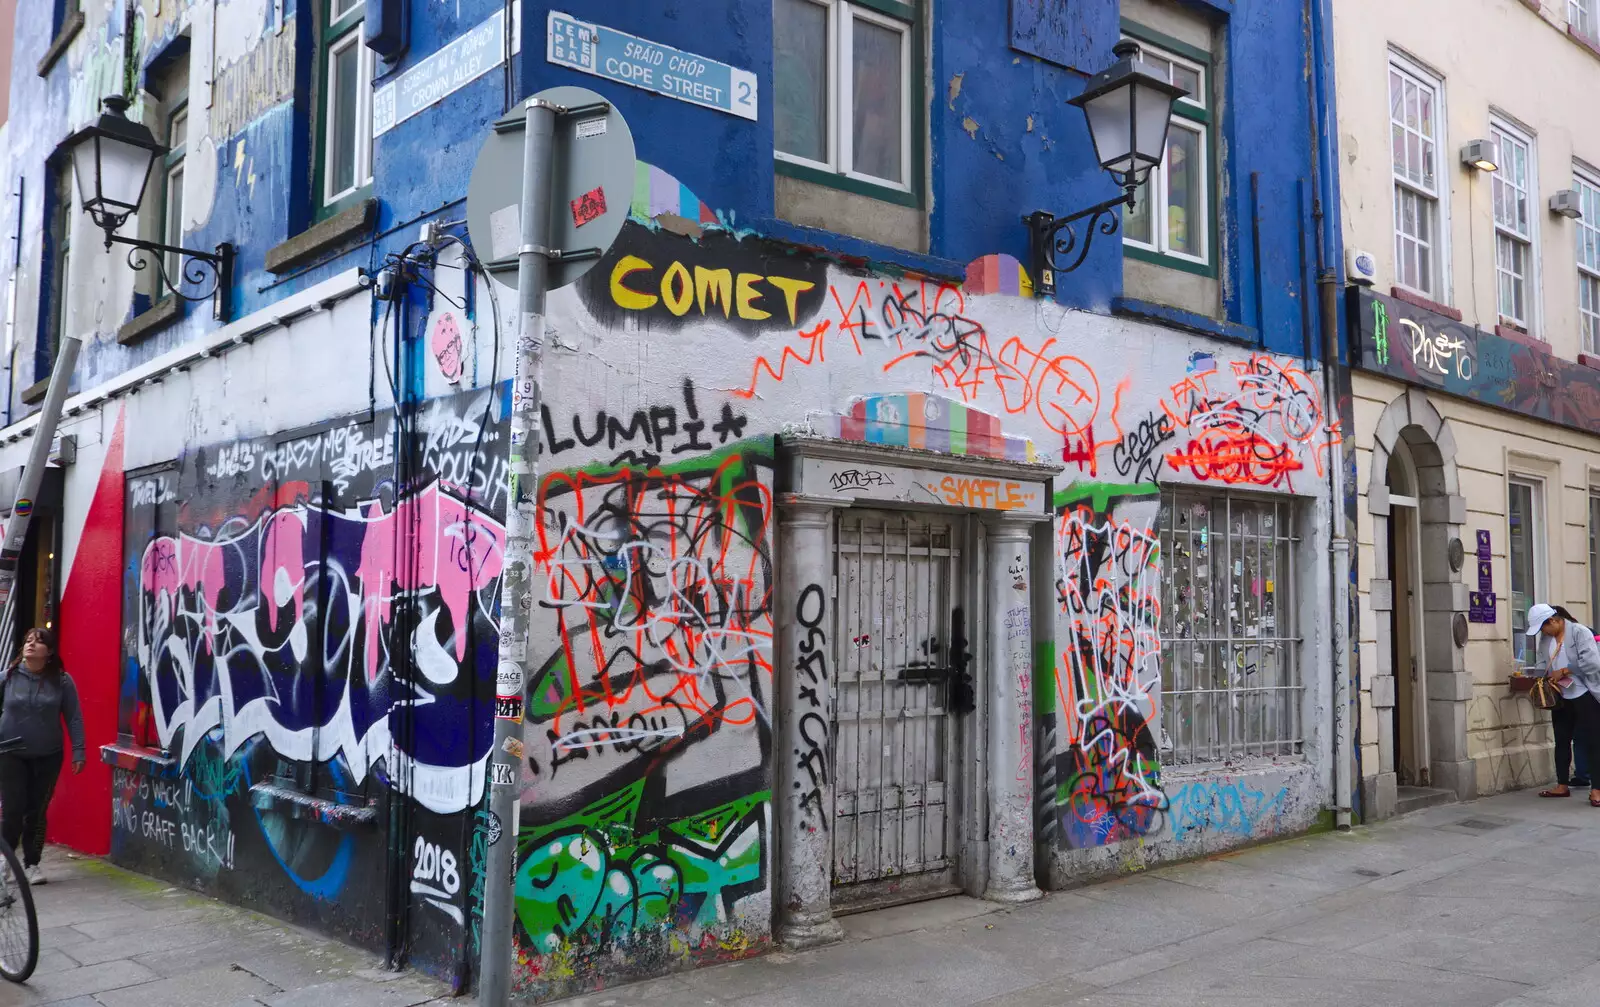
[[1581, 273, 1600, 355], [328, 39, 359, 197], [774, 0, 829, 163], [1171, 64, 1200, 102], [1591, 492, 1600, 625], [169, 108, 187, 150], [1509, 482, 1537, 663], [165, 164, 184, 279], [1165, 124, 1201, 255], [331, 0, 361, 21], [851, 15, 904, 183], [1126, 173, 1154, 244]]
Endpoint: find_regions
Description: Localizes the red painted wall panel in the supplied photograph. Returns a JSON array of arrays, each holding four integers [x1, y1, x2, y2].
[[46, 410, 124, 855]]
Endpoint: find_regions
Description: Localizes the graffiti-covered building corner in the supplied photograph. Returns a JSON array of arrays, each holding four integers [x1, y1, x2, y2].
[[0, 0, 1345, 999]]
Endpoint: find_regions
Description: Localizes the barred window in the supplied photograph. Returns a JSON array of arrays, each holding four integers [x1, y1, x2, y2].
[[1158, 491, 1301, 765]]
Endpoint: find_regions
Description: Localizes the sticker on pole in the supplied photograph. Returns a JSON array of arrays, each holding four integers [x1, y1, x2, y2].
[[571, 186, 606, 227], [489, 761, 517, 786], [13, 499, 32, 517], [495, 695, 524, 722], [496, 662, 524, 696], [484, 810, 503, 846]]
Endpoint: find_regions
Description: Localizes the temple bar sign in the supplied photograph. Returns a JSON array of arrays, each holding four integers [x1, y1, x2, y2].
[[547, 11, 759, 120]]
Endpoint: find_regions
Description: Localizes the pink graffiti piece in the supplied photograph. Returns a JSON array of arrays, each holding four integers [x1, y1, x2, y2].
[[432, 313, 463, 384], [355, 484, 507, 680], [140, 482, 505, 680], [261, 510, 307, 633]]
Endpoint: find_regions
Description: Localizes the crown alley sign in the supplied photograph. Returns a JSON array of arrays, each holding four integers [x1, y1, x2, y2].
[[547, 11, 759, 120]]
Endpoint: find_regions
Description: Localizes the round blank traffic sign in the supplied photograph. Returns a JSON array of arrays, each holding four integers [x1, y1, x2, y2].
[[467, 85, 636, 291]]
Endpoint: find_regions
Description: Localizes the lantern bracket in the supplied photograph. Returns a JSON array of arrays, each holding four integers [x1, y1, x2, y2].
[[1022, 186, 1137, 298], [108, 234, 235, 322]]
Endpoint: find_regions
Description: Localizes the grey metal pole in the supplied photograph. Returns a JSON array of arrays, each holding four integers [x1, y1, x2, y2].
[[0, 333, 81, 664], [477, 95, 557, 1007]]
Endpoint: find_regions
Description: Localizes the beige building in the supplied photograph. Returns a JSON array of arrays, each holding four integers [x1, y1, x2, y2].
[[1333, 0, 1600, 819]]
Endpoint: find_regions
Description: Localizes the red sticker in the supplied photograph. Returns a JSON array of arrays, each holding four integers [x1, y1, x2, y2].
[[571, 186, 607, 227]]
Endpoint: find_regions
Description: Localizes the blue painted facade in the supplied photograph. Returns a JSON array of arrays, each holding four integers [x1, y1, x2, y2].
[[0, 0, 1345, 999]]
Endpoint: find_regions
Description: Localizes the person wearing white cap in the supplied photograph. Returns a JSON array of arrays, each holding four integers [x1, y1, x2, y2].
[[1527, 603, 1600, 805]]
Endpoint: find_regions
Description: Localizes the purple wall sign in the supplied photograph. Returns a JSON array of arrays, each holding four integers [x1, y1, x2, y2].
[[1469, 591, 1497, 624]]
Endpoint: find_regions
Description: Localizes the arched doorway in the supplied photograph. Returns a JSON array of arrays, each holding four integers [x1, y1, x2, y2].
[[1365, 391, 1473, 819], [1386, 439, 1429, 786]]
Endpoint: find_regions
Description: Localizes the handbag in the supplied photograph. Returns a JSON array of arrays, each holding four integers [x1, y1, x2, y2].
[[1530, 676, 1563, 711]]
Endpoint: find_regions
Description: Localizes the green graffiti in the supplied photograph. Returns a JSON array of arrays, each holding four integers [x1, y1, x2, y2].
[[1053, 480, 1160, 515], [1373, 300, 1390, 365], [514, 782, 767, 954]]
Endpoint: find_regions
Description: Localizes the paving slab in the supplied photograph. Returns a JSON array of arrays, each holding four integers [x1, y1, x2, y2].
[[3, 786, 1597, 1007], [0, 847, 450, 1007], [607, 787, 1600, 1007]]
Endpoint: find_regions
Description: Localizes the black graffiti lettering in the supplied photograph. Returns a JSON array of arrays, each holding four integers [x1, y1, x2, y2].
[[794, 584, 831, 830], [711, 402, 748, 442], [828, 468, 893, 492], [547, 379, 750, 467], [1111, 411, 1176, 484], [678, 377, 713, 452], [542, 405, 576, 454]]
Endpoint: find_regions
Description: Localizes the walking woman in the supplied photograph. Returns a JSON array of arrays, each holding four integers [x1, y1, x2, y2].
[[1529, 604, 1600, 806], [0, 627, 85, 884]]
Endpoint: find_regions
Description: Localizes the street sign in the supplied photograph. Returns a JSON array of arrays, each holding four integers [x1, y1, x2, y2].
[[373, 2, 522, 137], [465, 85, 636, 291], [546, 11, 758, 121]]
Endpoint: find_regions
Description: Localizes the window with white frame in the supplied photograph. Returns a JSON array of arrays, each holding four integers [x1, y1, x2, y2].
[[1158, 491, 1300, 765], [1491, 120, 1536, 332], [1589, 489, 1600, 629], [773, 0, 915, 195], [1390, 59, 1445, 299], [1123, 36, 1211, 269], [1509, 477, 1546, 665], [1573, 0, 1598, 43], [319, 0, 374, 216], [161, 102, 187, 283], [1577, 169, 1600, 355]]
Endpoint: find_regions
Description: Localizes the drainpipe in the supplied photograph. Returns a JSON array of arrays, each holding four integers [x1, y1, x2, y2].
[[1308, 0, 1352, 830]]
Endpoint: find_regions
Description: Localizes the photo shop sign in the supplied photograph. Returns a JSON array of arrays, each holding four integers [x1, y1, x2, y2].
[[1351, 288, 1600, 437]]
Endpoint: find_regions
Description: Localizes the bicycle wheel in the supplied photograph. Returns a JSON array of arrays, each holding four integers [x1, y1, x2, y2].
[[0, 838, 37, 982]]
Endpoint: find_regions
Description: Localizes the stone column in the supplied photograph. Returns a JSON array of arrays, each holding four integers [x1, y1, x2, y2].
[[775, 493, 848, 949], [983, 515, 1044, 904]]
